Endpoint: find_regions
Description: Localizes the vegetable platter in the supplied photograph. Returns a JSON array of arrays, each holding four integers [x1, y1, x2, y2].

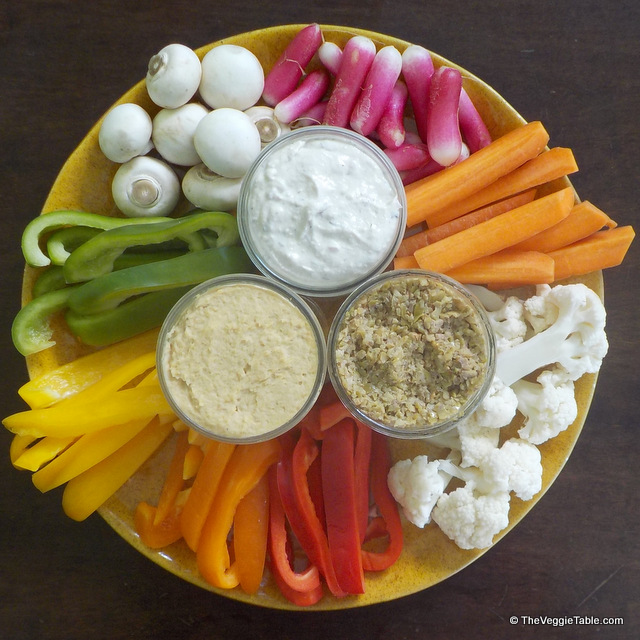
[[8, 24, 624, 610]]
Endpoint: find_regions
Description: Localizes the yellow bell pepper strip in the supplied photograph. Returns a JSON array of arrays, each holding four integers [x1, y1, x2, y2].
[[11, 285, 79, 356], [18, 328, 159, 409], [61, 415, 173, 521], [12, 435, 76, 472], [233, 474, 270, 595], [3, 383, 173, 439], [196, 438, 281, 590], [180, 440, 236, 551], [65, 287, 192, 347], [134, 430, 190, 549], [361, 432, 404, 572], [67, 246, 253, 315], [21, 209, 174, 268], [31, 418, 152, 492], [320, 419, 365, 595], [267, 466, 323, 606], [276, 430, 346, 598], [183, 443, 204, 480], [9, 434, 38, 464], [62, 211, 239, 283]]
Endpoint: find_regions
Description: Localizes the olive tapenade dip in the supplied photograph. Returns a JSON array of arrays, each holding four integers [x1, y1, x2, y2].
[[328, 270, 495, 437]]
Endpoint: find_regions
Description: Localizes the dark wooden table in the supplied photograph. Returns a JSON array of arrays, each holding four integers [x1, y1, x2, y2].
[[1, 2, 638, 639]]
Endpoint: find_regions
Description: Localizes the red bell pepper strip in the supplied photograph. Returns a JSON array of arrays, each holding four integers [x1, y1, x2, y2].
[[321, 419, 365, 595], [267, 466, 323, 604], [318, 399, 353, 431], [361, 432, 404, 572], [277, 431, 346, 597], [353, 421, 372, 544]]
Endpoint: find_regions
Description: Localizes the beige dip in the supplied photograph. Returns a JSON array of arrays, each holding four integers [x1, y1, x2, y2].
[[160, 281, 320, 441]]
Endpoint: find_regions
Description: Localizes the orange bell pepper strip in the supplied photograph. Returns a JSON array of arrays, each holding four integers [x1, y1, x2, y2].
[[361, 432, 404, 572], [321, 419, 365, 595], [233, 473, 270, 594], [180, 439, 236, 551], [135, 430, 190, 549], [196, 438, 281, 590]]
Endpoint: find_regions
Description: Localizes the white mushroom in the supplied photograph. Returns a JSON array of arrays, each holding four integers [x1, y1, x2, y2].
[[193, 108, 262, 179], [199, 44, 264, 111], [111, 156, 180, 217], [146, 43, 202, 109], [152, 103, 209, 166], [98, 103, 153, 163], [182, 164, 243, 212], [244, 106, 291, 147]]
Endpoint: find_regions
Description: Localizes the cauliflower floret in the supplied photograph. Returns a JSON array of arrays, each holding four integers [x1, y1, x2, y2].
[[480, 438, 543, 501], [388, 456, 448, 528], [432, 485, 511, 550], [486, 295, 528, 352], [512, 367, 578, 445], [496, 283, 608, 386], [456, 377, 518, 467]]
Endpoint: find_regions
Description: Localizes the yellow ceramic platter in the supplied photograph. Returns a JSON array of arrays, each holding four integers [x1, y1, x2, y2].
[[22, 25, 602, 610]]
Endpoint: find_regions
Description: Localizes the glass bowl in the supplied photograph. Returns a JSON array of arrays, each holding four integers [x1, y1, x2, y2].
[[237, 125, 407, 298], [327, 269, 496, 438], [156, 273, 327, 444]]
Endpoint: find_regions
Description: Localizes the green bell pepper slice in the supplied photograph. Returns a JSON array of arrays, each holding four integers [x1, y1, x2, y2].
[[12, 286, 79, 356], [22, 210, 173, 268], [65, 288, 192, 348], [63, 211, 240, 283], [68, 246, 254, 315]]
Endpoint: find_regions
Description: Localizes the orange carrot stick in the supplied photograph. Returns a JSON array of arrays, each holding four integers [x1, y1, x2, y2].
[[548, 225, 635, 281], [405, 121, 550, 228], [511, 200, 617, 253], [396, 189, 537, 257], [393, 254, 419, 270], [445, 250, 555, 286], [425, 146, 578, 229], [414, 187, 575, 273]]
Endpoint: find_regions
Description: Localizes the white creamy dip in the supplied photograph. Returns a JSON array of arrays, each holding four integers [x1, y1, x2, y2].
[[159, 280, 321, 441], [240, 128, 404, 294]]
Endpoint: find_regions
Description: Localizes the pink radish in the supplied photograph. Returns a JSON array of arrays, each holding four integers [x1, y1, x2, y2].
[[400, 142, 469, 185], [401, 44, 434, 143], [262, 23, 323, 106], [426, 66, 463, 167], [292, 100, 328, 127], [322, 36, 376, 128], [318, 41, 343, 75], [384, 142, 431, 171], [458, 88, 492, 152], [274, 69, 330, 124], [350, 45, 402, 137], [376, 80, 408, 148]]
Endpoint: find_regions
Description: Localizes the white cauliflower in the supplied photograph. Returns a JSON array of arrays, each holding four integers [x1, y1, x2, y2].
[[512, 367, 579, 445], [485, 295, 528, 352], [455, 376, 518, 467], [496, 283, 608, 386], [432, 485, 511, 550], [388, 453, 457, 527]]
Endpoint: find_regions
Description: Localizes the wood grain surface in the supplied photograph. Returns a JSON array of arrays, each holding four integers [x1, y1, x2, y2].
[[0, 2, 638, 639]]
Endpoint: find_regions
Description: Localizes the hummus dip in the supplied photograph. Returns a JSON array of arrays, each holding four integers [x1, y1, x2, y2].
[[159, 279, 321, 441]]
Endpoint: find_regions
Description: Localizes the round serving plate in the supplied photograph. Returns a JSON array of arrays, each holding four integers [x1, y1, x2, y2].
[[22, 24, 602, 610]]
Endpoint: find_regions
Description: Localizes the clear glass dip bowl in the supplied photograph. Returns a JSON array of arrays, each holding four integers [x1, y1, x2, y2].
[[237, 125, 407, 298], [157, 273, 327, 444], [327, 270, 496, 439]]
